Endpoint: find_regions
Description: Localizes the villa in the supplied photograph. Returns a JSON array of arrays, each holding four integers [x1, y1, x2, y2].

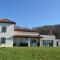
[[0, 19, 60, 47]]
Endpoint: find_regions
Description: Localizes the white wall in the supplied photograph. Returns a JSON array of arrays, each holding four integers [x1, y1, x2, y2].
[[14, 31, 39, 36], [0, 37, 13, 47], [56, 39, 60, 47], [40, 35, 55, 40], [40, 35, 56, 47], [0, 23, 14, 47]]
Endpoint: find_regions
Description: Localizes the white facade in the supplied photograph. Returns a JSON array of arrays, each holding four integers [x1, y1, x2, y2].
[[40, 35, 56, 47], [0, 23, 14, 47], [55, 39, 60, 47], [13, 34, 57, 47], [40, 35, 55, 40], [0, 19, 60, 47], [0, 23, 58, 47], [14, 31, 39, 36]]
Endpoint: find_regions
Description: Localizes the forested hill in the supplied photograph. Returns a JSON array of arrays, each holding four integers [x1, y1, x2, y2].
[[33, 24, 60, 39]]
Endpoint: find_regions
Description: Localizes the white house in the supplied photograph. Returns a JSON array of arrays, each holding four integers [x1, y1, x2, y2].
[[0, 19, 15, 47], [0, 19, 59, 47]]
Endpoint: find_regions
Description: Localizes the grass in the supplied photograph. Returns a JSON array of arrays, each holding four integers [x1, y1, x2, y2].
[[0, 47, 60, 60]]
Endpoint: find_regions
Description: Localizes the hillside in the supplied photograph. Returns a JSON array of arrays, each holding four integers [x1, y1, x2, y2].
[[33, 24, 60, 39]]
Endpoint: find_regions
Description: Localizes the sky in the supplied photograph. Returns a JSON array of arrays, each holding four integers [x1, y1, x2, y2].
[[0, 0, 60, 28]]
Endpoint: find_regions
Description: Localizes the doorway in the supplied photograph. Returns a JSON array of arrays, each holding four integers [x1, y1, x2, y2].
[[43, 40, 53, 47], [30, 39, 37, 47]]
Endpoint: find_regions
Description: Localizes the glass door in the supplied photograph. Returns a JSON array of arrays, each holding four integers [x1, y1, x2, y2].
[[43, 40, 53, 47], [31, 39, 37, 47]]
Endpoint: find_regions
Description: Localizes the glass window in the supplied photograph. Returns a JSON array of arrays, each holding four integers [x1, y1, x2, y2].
[[1, 38, 6, 44], [2, 27, 6, 32], [43, 40, 48, 46], [43, 40, 53, 46]]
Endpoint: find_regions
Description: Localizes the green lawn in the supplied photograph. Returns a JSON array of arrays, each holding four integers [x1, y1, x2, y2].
[[0, 47, 60, 60]]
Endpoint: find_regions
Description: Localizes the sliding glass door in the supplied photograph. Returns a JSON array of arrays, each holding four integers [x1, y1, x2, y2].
[[30, 39, 37, 47], [43, 40, 53, 47]]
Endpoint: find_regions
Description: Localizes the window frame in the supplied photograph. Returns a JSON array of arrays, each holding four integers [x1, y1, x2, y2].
[[1, 27, 7, 32], [1, 37, 6, 44]]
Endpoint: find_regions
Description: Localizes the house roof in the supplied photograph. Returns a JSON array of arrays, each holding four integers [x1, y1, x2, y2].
[[14, 35, 43, 38], [14, 26, 38, 32], [0, 19, 16, 24]]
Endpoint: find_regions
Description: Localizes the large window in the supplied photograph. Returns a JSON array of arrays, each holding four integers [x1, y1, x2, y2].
[[1, 27, 7, 32], [30, 39, 37, 47], [1, 38, 6, 44], [43, 40, 53, 47]]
